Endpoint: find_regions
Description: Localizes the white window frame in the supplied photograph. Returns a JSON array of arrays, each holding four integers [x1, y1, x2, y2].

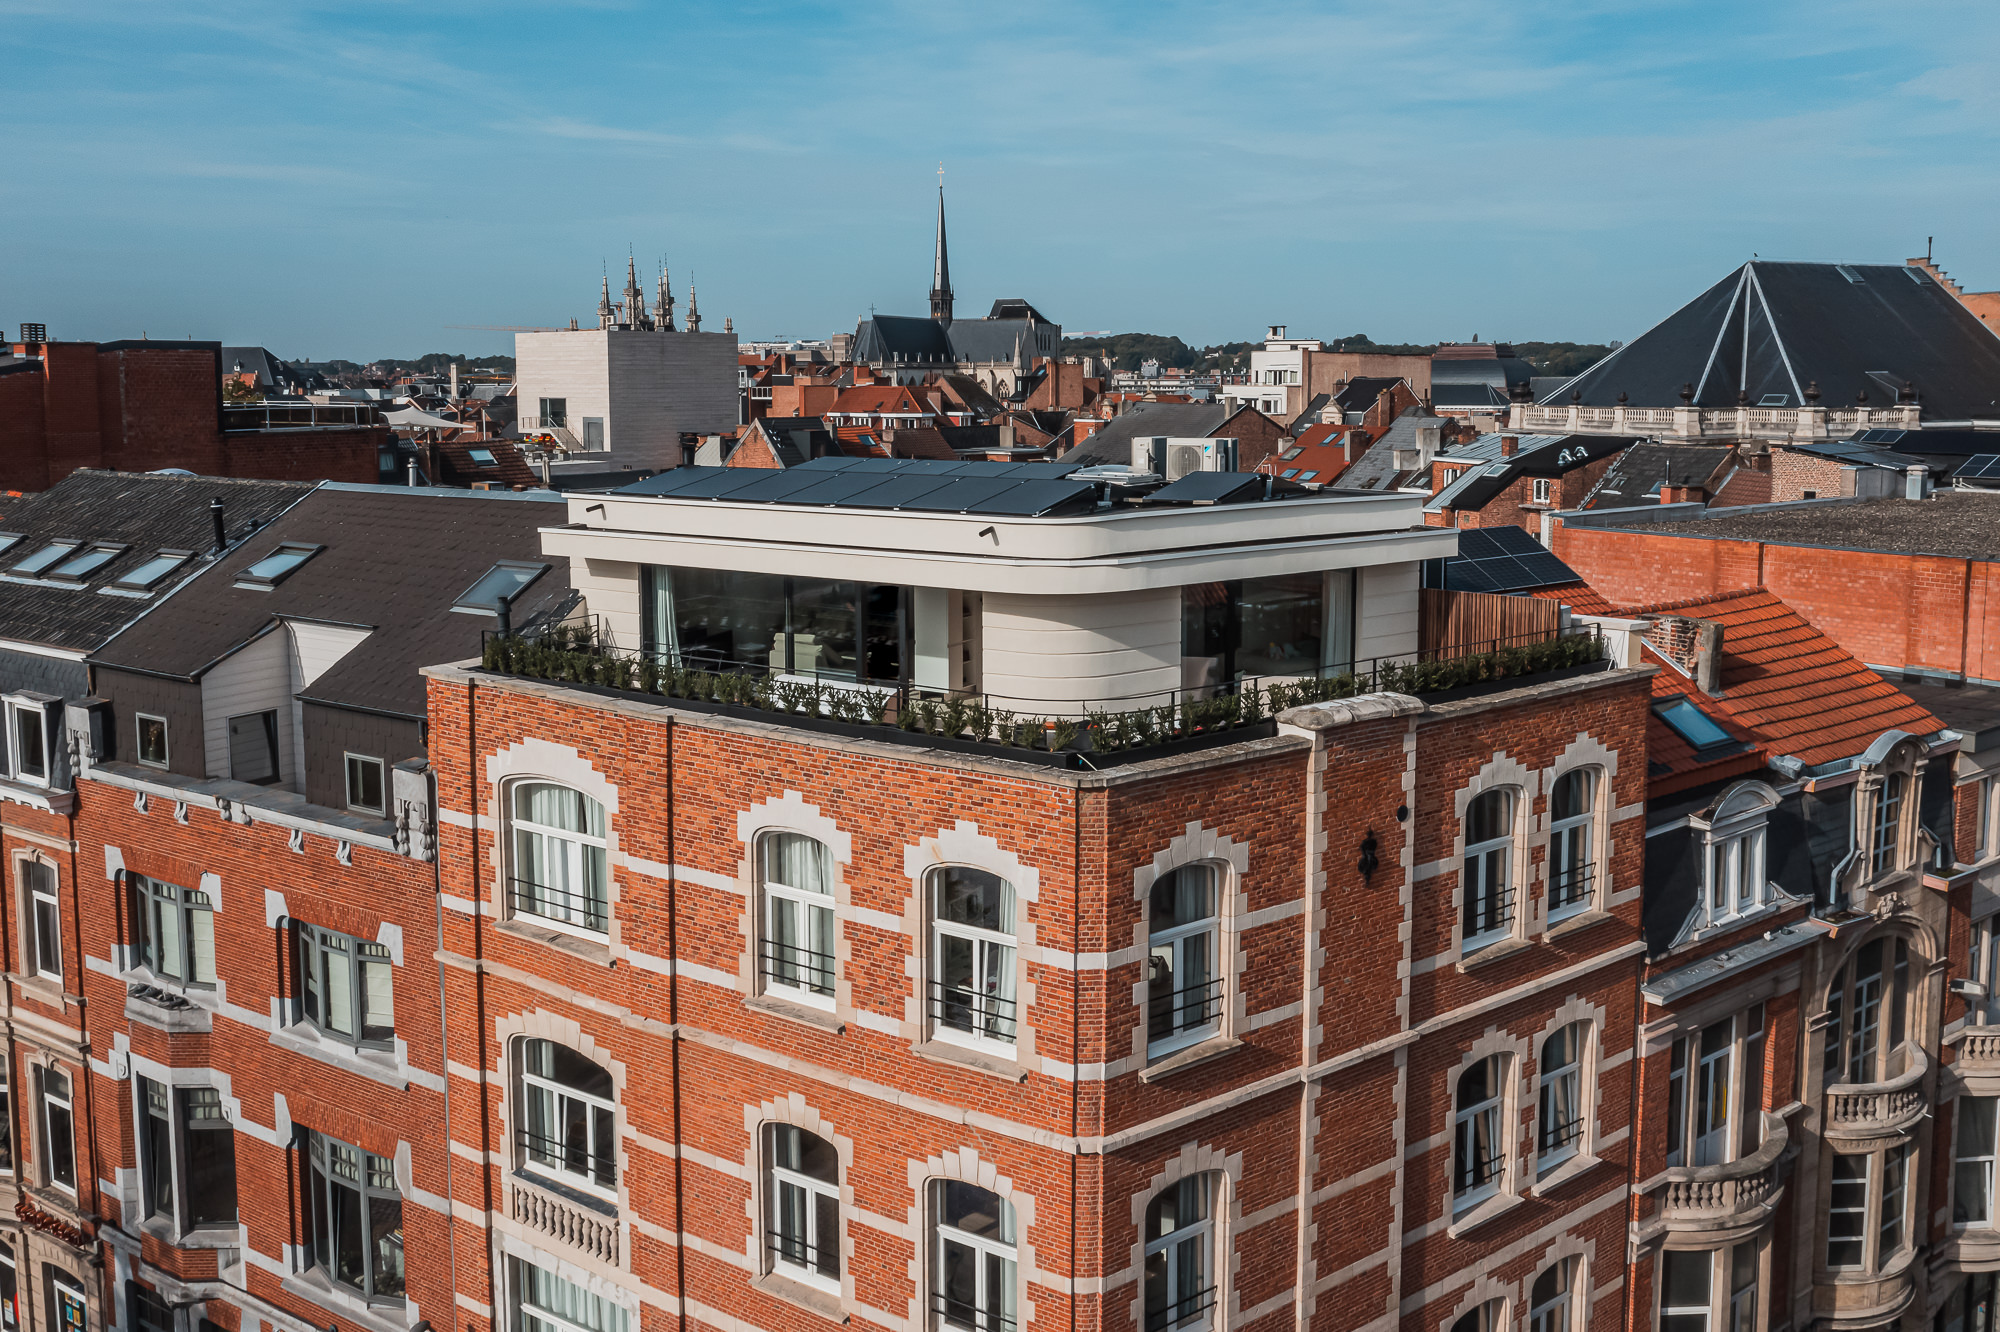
[[1143, 1175, 1217, 1332], [927, 868, 1019, 1052], [1978, 775, 1998, 861], [1826, 1152, 1870, 1269], [764, 1124, 841, 1291], [21, 858, 61, 984], [1955, 1094, 1998, 1229], [344, 753, 386, 816], [507, 780, 611, 940], [1452, 1054, 1509, 1211], [510, 1257, 629, 1332], [1703, 823, 1767, 927], [1665, 1004, 1765, 1170], [1871, 772, 1908, 877], [135, 713, 170, 769], [36, 1064, 75, 1195], [1146, 865, 1222, 1059], [4, 698, 48, 787], [1461, 789, 1517, 953], [1529, 1257, 1579, 1332], [1537, 1023, 1588, 1172], [758, 833, 836, 1009], [931, 1182, 1018, 1332], [516, 1038, 617, 1199], [0, 1060, 11, 1178], [1532, 478, 1552, 505], [1547, 769, 1598, 923]]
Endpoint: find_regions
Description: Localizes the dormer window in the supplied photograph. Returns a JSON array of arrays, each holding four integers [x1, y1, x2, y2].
[[1690, 782, 1780, 933], [1871, 773, 1908, 876]]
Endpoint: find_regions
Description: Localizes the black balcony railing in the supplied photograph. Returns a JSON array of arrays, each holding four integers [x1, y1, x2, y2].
[[508, 876, 610, 934], [933, 1292, 1017, 1332], [1539, 1109, 1584, 1156], [1548, 861, 1595, 913], [1145, 1285, 1219, 1332], [1147, 976, 1224, 1042], [479, 620, 1608, 773], [517, 1128, 617, 1188], [760, 938, 836, 995], [928, 980, 1018, 1043], [767, 1229, 841, 1279], [1462, 883, 1516, 941]]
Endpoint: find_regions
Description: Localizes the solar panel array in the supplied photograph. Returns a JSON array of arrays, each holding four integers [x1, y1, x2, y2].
[[1441, 524, 1582, 594], [1957, 454, 2000, 482]]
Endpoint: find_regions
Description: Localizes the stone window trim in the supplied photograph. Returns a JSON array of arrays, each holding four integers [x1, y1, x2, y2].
[[1124, 1142, 1242, 1332], [495, 1233, 642, 1332], [1525, 1238, 1596, 1332], [1438, 1273, 1512, 1332], [1537, 734, 1619, 931], [1128, 824, 1250, 1068], [904, 1146, 1038, 1332], [1444, 1026, 1531, 1227], [494, 1010, 629, 1224], [483, 739, 622, 952], [124, 1054, 243, 1244], [743, 1093, 856, 1317], [1529, 997, 1609, 1186], [1450, 754, 1537, 962], [1855, 738, 1928, 889], [902, 822, 1041, 1071], [25, 1049, 78, 1199], [735, 792, 852, 1025], [14, 847, 66, 990], [1810, 918, 1940, 1096]]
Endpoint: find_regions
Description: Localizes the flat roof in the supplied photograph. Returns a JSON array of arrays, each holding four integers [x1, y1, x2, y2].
[[1888, 677, 2000, 750], [1596, 493, 2000, 562]]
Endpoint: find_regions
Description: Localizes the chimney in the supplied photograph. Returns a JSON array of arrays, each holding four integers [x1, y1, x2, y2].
[[1342, 431, 1356, 464], [1500, 435, 1518, 457], [209, 498, 227, 553], [1644, 615, 1725, 696]]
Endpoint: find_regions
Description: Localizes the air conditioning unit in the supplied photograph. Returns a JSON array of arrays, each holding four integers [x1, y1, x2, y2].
[[1129, 436, 1169, 474], [1163, 437, 1239, 480]]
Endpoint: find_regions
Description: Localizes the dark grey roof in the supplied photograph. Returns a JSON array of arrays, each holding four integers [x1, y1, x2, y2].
[[1891, 678, 2000, 750], [1582, 443, 1733, 508], [752, 417, 836, 468], [1332, 377, 1404, 413], [1784, 438, 1968, 476], [1057, 403, 1232, 465], [221, 346, 312, 392], [1426, 433, 1641, 512], [0, 471, 313, 653], [92, 485, 573, 718], [946, 317, 1060, 365], [1848, 427, 2000, 456], [1551, 262, 2000, 418], [852, 315, 952, 364], [987, 298, 1053, 323], [852, 310, 1062, 368], [1529, 376, 1573, 401], [1432, 352, 1533, 390], [1441, 524, 1581, 593], [1339, 411, 1446, 491], [1432, 382, 1511, 410], [1586, 492, 2000, 561]]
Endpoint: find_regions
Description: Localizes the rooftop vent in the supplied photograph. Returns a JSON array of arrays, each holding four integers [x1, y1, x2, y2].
[[18, 324, 45, 344]]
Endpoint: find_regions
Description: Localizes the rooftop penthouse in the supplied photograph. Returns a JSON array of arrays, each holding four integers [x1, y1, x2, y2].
[[487, 457, 1609, 765]]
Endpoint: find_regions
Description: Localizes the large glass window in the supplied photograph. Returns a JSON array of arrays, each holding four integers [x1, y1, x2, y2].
[[304, 1130, 404, 1302], [1461, 790, 1515, 950], [929, 868, 1018, 1048], [518, 1039, 616, 1193], [759, 834, 835, 1005], [932, 1182, 1016, 1332], [1827, 1153, 1869, 1268], [298, 924, 395, 1047], [227, 710, 279, 784], [1823, 937, 1911, 1084], [1530, 1258, 1578, 1332], [1660, 1250, 1711, 1332], [642, 566, 907, 685], [7, 702, 46, 785], [131, 875, 215, 988], [21, 860, 60, 983], [1548, 770, 1595, 919], [509, 782, 609, 936], [1705, 825, 1768, 925], [36, 1066, 73, 1193], [1147, 866, 1220, 1056], [141, 1078, 237, 1233], [1538, 1023, 1586, 1170], [1665, 1006, 1764, 1169], [1180, 572, 1350, 689], [1958, 1095, 1999, 1228], [1453, 1055, 1507, 1209], [1727, 1243, 1758, 1332], [765, 1125, 840, 1288], [1881, 1142, 1909, 1258], [1872, 773, 1908, 876], [1143, 1175, 1216, 1332], [1452, 1300, 1504, 1332], [510, 1257, 629, 1332], [140, 1078, 174, 1223]]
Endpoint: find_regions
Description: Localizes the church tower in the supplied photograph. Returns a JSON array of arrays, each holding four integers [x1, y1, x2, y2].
[[928, 175, 954, 324], [621, 256, 647, 329]]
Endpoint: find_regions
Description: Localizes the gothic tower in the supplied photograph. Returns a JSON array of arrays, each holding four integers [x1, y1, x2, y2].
[[928, 179, 954, 324]]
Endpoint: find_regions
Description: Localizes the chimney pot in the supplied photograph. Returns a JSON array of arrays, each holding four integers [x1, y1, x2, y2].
[[209, 498, 227, 553]]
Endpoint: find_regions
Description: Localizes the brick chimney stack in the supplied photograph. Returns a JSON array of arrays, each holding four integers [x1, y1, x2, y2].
[[1644, 615, 1725, 696], [1500, 435, 1518, 457]]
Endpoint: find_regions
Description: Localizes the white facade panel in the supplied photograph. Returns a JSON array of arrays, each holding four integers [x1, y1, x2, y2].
[[981, 589, 1180, 715], [201, 627, 297, 786], [1355, 561, 1421, 665]]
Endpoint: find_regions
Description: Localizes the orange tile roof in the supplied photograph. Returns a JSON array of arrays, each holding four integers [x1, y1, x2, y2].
[[831, 384, 930, 416], [1524, 582, 1618, 615], [1255, 424, 1376, 486], [1630, 587, 1943, 769]]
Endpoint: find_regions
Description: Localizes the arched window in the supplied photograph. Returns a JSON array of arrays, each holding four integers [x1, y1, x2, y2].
[[760, 834, 835, 1005], [509, 783, 609, 936], [932, 1181, 1016, 1332], [1547, 771, 1596, 920], [1148, 866, 1221, 1056], [1453, 1055, 1509, 1209], [1871, 773, 1908, 876], [929, 868, 1017, 1047], [1823, 936, 1912, 1085], [1530, 1258, 1579, 1332], [765, 1124, 839, 1288], [1451, 1299, 1505, 1332], [1462, 790, 1515, 951], [1537, 1023, 1587, 1171], [1143, 1175, 1217, 1332], [517, 1038, 616, 1193]]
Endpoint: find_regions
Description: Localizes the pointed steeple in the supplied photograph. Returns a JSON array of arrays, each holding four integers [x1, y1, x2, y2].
[[656, 265, 676, 331], [686, 280, 702, 333], [623, 255, 645, 329], [929, 169, 954, 324], [597, 274, 614, 329]]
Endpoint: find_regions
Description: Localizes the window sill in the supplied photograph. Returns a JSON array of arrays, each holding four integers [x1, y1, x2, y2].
[[1140, 1034, 1242, 1083], [0, 777, 73, 814], [914, 1038, 1027, 1083], [496, 916, 613, 966], [750, 1270, 848, 1323], [1531, 1151, 1601, 1195], [269, 1023, 409, 1090], [10, 973, 74, 1011], [744, 993, 845, 1035], [1456, 936, 1532, 974], [124, 983, 214, 1033], [139, 1216, 240, 1250], [513, 1168, 619, 1217], [1446, 1189, 1525, 1238], [280, 1270, 409, 1332], [1546, 909, 1612, 942]]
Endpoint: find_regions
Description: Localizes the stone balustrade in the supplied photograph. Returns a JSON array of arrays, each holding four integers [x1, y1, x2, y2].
[[1511, 401, 1922, 442], [511, 1177, 621, 1266], [1658, 1112, 1787, 1234], [1824, 1048, 1929, 1145]]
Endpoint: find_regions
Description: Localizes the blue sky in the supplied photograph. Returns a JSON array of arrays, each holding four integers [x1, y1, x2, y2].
[[5, 0, 1998, 359]]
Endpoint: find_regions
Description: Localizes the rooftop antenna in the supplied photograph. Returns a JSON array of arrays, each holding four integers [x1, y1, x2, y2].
[[1928, 236, 1934, 262]]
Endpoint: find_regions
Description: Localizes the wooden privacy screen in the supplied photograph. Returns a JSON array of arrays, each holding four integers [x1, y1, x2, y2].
[[1418, 588, 1561, 657]]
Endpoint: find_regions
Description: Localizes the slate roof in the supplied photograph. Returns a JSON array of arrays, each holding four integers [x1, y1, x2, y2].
[[1629, 587, 1945, 768], [749, 417, 836, 468], [0, 471, 313, 653], [1581, 443, 1733, 509], [1339, 411, 1448, 491], [1057, 403, 1232, 466], [851, 315, 952, 364], [946, 318, 1052, 366], [1425, 433, 1642, 513], [93, 485, 573, 720], [1550, 262, 2000, 419], [1333, 377, 1405, 415], [883, 427, 959, 461]]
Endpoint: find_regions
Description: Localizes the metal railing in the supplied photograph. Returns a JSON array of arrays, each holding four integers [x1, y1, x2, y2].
[[517, 1128, 617, 1188], [767, 1231, 841, 1280], [223, 402, 381, 430], [1538, 1110, 1584, 1156], [1548, 861, 1595, 913], [1147, 976, 1224, 1042], [1145, 1286, 1219, 1332], [928, 979, 1018, 1044], [932, 1293, 1017, 1332], [1462, 883, 1517, 941], [759, 939, 836, 995], [508, 876, 610, 934], [1454, 1143, 1505, 1195]]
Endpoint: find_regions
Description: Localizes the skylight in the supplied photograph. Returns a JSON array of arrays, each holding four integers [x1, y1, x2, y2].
[[1758, 394, 1787, 407], [45, 543, 127, 582], [112, 550, 193, 592], [0, 534, 22, 558], [234, 543, 322, 590], [1836, 265, 1864, 284], [1656, 697, 1734, 750], [468, 448, 497, 466], [452, 560, 549, 614], [12, 541, 78, 576]]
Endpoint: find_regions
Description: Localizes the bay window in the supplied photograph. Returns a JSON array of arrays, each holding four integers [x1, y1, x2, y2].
[[928, 868, 1017, 1048], [131, 874, 216, 988], [1957, 1095, 1998, 1228], [304, 1130, 404, 1302], [508, 782, 609, 936], [1827, 1153, 1869, 1268], [759, 834, 835, 1005], [138, 1078, 236, 1233], [1664, 1005, 1764, 1169], [1660, 1250, 1711, 1332], [297, 924, 395, 1047], [1147, 866, 1221, 1056], [1823, 937, 1912, 1085]]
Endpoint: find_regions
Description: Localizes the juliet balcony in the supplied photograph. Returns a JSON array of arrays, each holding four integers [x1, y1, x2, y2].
[[510, 1174, 621, 1268]]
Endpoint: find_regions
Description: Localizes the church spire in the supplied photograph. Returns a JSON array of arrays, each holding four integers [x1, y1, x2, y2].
[[686, 279, 702, 333], [929, 166, 954, 324], [656, 264, 676, 331], [597, 274, 614, 329], [622, 255, 645, 328]]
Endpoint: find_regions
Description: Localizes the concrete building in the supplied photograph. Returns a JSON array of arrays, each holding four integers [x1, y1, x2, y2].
[[514, 259, 739, 472]]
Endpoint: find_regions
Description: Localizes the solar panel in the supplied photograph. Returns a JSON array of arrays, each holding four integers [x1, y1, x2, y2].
[[736, 470, 890, 506], [1145, 472, 1266, 506], [1478, 525, 1545, 557], [1956, 454, 2000, 480], [962, 479, 1099, 517], [1443, 562, 1502, 593], [836, 475, 966, 510]]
